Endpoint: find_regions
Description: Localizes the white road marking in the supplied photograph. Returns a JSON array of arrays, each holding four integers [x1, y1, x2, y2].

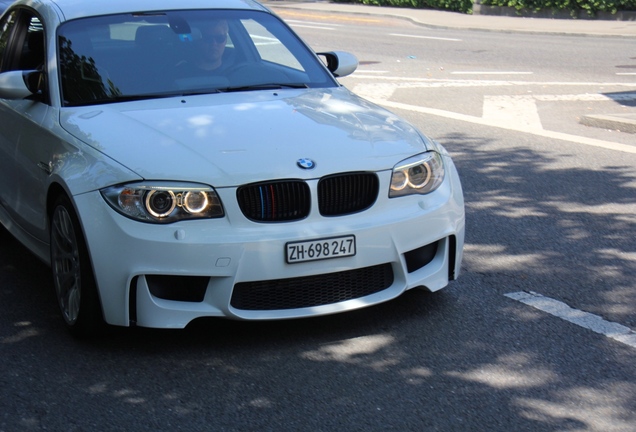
[[350, 77, 636, 87], [483, 95, 542, 129], [451, 71, 533, 75], [368, 98, 636, 154], [480, 92, 636, 131], [505, 291, 636, 349], [285, 19, 341, 27], [616, 73, 636, 76], [389, 33, 462, 42], [288, 23, 335, 30], [251, 35, 281, 46], [350, 79, 636, 154], [534, 93, 636, 102]]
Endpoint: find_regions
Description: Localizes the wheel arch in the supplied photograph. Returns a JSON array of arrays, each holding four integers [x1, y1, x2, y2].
[[46, 182, 69, 219], [47, 184, 108, 334]]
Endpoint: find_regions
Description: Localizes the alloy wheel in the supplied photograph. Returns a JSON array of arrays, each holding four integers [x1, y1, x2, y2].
[[51, 205, 82, 325]]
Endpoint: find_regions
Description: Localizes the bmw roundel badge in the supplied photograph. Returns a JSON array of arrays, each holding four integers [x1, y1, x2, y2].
[[297, 158, 316, 170]]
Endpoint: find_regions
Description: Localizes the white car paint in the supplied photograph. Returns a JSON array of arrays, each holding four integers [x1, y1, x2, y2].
[[0, 0, 465, 333], [59, 88, 428, 186]]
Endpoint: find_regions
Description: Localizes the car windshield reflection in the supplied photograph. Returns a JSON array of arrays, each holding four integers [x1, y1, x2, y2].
[[58, 10, 335, 106]]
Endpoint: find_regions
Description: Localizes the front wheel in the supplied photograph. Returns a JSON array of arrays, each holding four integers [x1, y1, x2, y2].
[[50, 195, 104, 336]]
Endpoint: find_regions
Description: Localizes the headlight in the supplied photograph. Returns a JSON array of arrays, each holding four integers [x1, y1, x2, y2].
[[389, 152, 445, 198], [101, 183, 224, 223]]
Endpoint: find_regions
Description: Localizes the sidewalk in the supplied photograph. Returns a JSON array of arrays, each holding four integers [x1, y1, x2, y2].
[[263, 0, 636, 133], [263, 0, 636, 37]]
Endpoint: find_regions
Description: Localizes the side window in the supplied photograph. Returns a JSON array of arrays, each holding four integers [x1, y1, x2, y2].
[[2, 11, 48, 102], [0, 11, 44, 73], [0, 10, 18, 72], [17, 14, 44, 70]]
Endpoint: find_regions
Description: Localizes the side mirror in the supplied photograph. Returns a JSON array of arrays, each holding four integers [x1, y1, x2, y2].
[[317, 51, 358, 78], [0, 70, 40, 99]]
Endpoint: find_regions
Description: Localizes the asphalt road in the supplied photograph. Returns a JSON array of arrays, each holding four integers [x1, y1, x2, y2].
[[2, 8, 636, 432]]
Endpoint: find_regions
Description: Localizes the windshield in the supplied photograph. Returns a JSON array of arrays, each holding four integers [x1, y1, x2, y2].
[[57, 10, 337, 106]]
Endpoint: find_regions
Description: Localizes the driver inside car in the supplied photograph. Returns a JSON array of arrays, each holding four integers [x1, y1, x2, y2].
[[176, 19, 230, 74]]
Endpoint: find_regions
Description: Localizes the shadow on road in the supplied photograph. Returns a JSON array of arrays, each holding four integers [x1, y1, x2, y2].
[[1, 129, 636, 430]]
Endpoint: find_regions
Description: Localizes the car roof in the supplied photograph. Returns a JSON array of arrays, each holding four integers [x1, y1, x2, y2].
[[5, 0, 270, 22]]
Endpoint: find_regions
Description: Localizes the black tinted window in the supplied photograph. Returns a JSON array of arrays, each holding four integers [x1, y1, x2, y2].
[[0, 10, 17, 71]]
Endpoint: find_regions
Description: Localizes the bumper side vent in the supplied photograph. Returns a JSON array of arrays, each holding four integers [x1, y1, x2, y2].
[[404, 241, 439, 273], [146, 275, 209, 302]]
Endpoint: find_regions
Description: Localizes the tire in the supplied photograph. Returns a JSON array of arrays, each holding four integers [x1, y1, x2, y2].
[[50, 195, 104, 336]]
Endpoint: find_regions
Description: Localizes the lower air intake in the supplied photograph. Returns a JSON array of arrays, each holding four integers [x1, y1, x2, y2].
[[231, 263, 394, 310]]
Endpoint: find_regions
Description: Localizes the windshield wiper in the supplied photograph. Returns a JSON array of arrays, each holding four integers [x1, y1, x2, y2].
[[178, 88, 223, 97], [218, 83, 309, 93], [66, 93, 178, 107], [66, 84, 308, 107], [66, 90, 225, 106]]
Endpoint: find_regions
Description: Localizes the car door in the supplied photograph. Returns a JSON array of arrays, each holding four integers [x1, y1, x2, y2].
[[0, 8, 53, 241]]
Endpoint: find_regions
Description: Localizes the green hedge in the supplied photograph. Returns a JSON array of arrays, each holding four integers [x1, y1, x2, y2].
[[332, 0, 473, 14], [480, 0, 636, 15], [333, 0, 636, 14]]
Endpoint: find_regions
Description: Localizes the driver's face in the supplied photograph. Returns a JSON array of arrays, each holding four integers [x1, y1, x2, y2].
[[201, 21, 228, 63]]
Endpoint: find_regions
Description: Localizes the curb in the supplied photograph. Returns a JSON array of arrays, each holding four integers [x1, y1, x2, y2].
[[472, 1, 636, 21], [264, 1, 636, 38], [580, 114, 636, 134], [266, 0, 636, 134]]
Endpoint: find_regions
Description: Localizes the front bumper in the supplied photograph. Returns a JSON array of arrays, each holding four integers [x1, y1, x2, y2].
[[74, 163, 464, 328]]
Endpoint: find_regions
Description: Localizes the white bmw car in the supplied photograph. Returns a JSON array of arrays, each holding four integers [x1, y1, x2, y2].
[[0, 0, 464, 335]]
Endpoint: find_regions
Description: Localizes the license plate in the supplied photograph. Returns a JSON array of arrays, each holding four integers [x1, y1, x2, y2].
[[286, 235, 356, 264]]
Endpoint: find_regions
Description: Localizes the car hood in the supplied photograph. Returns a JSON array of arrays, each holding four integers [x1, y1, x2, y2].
[[60, 87, 429, 187]]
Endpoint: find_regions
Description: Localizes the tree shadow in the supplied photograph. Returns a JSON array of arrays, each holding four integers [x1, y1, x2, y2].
[[445, 131, 636, 326], [601, 90, 636, 108], [1, 130, 636, 430]]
